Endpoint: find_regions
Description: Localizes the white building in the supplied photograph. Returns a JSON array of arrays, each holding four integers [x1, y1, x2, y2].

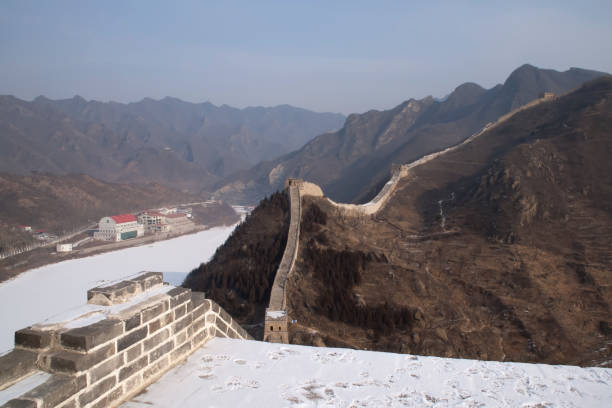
[[93, 214, 144, 242], [56, 243, 73, 252], [165, 213, 192, 232], [137, 211, 169, 234]]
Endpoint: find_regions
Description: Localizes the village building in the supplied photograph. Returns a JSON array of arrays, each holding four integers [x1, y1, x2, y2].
[[137, 210, 169, 234], [165, 212, 191, 232], [56, 243, 73, 252], [93, 214, 144, 242]]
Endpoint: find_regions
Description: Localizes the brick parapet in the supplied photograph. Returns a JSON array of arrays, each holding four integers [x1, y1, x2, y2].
[[264, 182, 301, 344], [0, 272, 251, 408]]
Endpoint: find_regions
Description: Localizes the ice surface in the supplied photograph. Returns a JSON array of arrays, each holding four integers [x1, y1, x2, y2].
[[121, 338, 612, 408], [0, 225, 236, 352], [0, 371, 51, 405]]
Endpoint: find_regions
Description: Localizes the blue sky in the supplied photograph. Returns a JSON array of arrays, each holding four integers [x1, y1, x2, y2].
[[1, 1, 611, 114]]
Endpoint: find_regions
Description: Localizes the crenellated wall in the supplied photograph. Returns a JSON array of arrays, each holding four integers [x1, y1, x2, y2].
[[261, 96, 562, 344], [263, 181, 302, 343], [0, 272, 251, 408]]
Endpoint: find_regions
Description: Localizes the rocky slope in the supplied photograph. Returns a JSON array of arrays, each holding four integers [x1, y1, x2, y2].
[[285, 76, 612, 367], [0, 96, 344, 192], [183, 191, 290, 339], [216, 64, 608, 204], [190, 76, 612, 366]]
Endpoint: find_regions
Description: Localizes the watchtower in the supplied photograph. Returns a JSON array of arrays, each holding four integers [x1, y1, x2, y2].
[[263, 309, 289, 343]]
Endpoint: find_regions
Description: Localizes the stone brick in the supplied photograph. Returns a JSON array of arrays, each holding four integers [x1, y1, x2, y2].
[[176, 330, 188, 346], [90, 386, 123, 408], [124, 313, 141, 331], [126, 343, 142, 363], [87, 281, 140, 306], [143, 329, 169, 352], [173, 304, 186, 319], [207, 327, 217, 337], [61, 319, 123, 351], [57, 398, 77, 408], [89, 353, 124, 384], [218, 308, 232, 325], [14, 328, 52, 350], [1, 399, 37, 408], [143, 356, 169, 381], [170, 340, 192, 362], [193, 299, 212, 317], [78, 376, 116, 406], [119, 355, 148, 382], [211, 302, 220, 313], [117, 327, 147, 352], [192, 316, 205, 332], [149, 340, 173, 363], [190, 291, 206, 307], [129, 272, 163, 291], [123, 372, 142, 392], [227, 328, 239, 339], [141, 301, 166, 323], [22, 374, 83, 408], [205, 313, 216, 324], [215, 318, 228, 334], [172, 313, 193, 334], [0, 349, 37, 389], [148, 318, 161, 334], [168, 287, 190, 308], [192, 330, 208, 347], [49, 343, 114, 373]]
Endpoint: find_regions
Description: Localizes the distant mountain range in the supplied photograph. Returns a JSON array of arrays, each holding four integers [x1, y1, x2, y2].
[[216, 64, 608, 203], [0, 96, 345, 192]]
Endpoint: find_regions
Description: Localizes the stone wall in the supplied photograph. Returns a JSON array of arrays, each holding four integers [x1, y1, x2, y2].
[[264, 181, 302, 343], [0, 272, 251, 408]]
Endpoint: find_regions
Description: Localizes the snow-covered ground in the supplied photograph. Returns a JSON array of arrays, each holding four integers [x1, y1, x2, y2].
[[122, 338, 612, 408], [0, 225, 236, 353]]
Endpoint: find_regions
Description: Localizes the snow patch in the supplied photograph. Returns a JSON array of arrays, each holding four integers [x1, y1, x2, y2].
[[120, 338, 612, 408]]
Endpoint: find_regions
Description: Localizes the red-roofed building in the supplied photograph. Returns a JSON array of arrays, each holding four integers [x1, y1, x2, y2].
[[94, 213, 144, 242], [110, 214, 137, 224]]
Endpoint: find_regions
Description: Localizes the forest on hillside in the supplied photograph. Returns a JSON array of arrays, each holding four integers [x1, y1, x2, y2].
[[183, 191, 290, 338]]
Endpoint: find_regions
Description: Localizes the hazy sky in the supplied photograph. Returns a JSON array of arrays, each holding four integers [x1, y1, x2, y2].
[[1, 1, 611, 114]]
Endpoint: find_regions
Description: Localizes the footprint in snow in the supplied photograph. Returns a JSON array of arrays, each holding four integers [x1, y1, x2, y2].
[[233, 359, 247, 365]]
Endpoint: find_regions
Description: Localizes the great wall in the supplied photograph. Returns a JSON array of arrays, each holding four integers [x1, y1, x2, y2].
[[262, 92, 559, 343], [0, 272, 251, 408]]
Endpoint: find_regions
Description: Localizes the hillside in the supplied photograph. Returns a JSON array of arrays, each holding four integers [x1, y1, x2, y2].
[[0, 96, 344, 192], [183, 191, 290, 338], [284, 76, 612, 366], [216, 64, 608, 204], [189, 76, 612, 367], [0, 172, 201, 241]]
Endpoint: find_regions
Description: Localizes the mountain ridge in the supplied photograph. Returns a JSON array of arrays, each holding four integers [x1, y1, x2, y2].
[[216, 64, 608, 204], [0, 95, 345, 193]]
